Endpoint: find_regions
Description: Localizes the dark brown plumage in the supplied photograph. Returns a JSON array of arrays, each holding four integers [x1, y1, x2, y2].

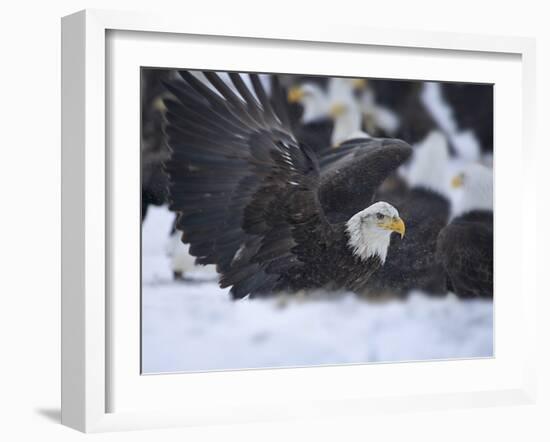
[[436, 210, 493, 298], [365, 188, 451, 297]]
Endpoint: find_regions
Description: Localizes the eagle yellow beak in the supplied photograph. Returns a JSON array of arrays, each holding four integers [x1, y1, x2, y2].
[[452, 174, 464, 188], [379, 217, 406, 238], [287, 86, 305, 103], [352, 78, 368, 90], [330, 103, 346, 118]]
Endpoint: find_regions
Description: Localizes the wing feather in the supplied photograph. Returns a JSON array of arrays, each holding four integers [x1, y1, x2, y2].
[[164, 71, 332, 298]]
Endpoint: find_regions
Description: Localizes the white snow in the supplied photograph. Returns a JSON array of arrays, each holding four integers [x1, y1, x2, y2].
[[142, 206, 494, 374]]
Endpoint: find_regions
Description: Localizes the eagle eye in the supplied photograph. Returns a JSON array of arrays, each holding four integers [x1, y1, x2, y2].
[[376, 213, 385, 220]]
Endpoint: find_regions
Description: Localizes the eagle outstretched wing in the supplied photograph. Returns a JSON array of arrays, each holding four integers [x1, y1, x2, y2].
[[317, 137, 412, 221], [164, 71, 332, 298]]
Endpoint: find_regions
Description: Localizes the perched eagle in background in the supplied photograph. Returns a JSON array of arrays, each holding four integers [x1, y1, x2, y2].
[[163, 71, 411, 299], [286, 82, 334, 154], [436, 164, 493, 298]]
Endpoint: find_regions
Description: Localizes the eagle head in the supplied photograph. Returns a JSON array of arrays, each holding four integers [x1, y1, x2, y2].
[[346, 201, 405, 264]]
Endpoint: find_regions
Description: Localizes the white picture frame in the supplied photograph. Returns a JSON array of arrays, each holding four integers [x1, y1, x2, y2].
[[61, 9, 537, 433]]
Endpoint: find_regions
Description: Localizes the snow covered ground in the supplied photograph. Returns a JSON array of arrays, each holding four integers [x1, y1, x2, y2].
[[141, 206, 493, 374]]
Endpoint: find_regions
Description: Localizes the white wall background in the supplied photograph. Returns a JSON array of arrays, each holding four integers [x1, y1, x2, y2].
[[0, 0, 547, 440]]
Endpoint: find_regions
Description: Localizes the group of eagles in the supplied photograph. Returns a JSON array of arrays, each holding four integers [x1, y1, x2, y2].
[[141, 70, 494, 301]]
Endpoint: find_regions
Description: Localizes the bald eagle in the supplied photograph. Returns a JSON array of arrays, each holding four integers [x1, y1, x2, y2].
[[163, 71, 411, 298], [436, 163, 493, 298], [286, 82, 334, 154], [286, 77, 373, 151]]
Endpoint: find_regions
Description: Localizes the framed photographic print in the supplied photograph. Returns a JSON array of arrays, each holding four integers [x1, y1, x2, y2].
[[61, 9, 537, 433]]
